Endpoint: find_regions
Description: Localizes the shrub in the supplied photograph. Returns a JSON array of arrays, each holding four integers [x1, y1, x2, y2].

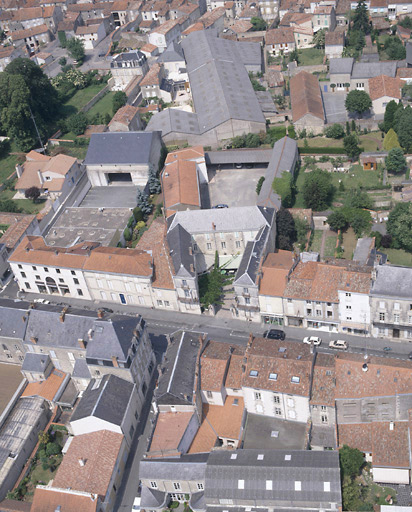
[[123, 227, 132, 242], [67, 112, 88, 135], [325, 123, 345, 139], [46, 442, 61, 456], [133, 207, 143, 222], [256, 176, 265, 195]]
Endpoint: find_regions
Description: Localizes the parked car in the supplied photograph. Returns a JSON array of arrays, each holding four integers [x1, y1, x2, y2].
[[235, 163, 243, 169], [101, 307, 114, 313], [329, 339, 348, 350], [383, 346, 392, 352], [303, 336, 322, 345], [408, 351, 412, 360], [264, 329, 286, 340], [33, 298, 50, 304], [132, 481, 142, 511], [213, 204, 229, 209]]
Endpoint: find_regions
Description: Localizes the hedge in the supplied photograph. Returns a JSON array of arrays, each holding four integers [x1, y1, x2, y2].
[[299, 147, 347, 154]]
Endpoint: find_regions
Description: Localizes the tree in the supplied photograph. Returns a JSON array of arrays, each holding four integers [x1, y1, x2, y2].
[[148, 167, 161, 194], [347, 208, 372, 236], [58, 57, 67, 67], [399, 15, 412, 28], [66, 38, 85, 64], [392, 102, 405, 133], [133, 207, 143, 222], [339, 445, 365, 479], [256, 176, 265, 195], [383, 100, 398, 132], [387, 202, 412, 251], [303, 169, 333, 211], [136, 189, 153, 216], [397, 106, 412, 151], [25, 186, 41, 202], [383, 128, 401, 150], [67, 112, 88, 135], [250, 16, 266, 31], [58, 31, 67, 48], [344, 29, 365, 57], [386, 147, 407, 174], [0, 58, 60, 150], [112, 91, 127, 114], [198, 253, 229, 309], [45, 442, 61, 456], [313, 28, 326, 49], [38, 431, 50, 446], [276, 208, 296, 250], [327, 210, 348, 232], [345, 90, 372, 117], [325, 123, 345, 139], [289, 49, 299, 63], [0, 199, 22, 213], [123, 227, 132, 242], [384, 36, 406, 60], [345, 189, 373, 209], [343, 134, 362, 160], [381, 233, 392, 248], [272, 171, 293, 207], [352, 0, 370, 33]]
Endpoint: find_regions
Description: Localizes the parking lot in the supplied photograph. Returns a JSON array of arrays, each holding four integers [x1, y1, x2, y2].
[[80, 186, 139, 208], [207, 167, 266, 208]]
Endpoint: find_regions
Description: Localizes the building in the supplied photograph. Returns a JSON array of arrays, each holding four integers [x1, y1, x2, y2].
[[148, 17, 189, 53], [107, 104, 142, 132], [157, 41, 189, 96], [369, 74, 402, 116], [10, 24, 51, 55], [290, 71, 325, 135], [140, 62, 174, 103], [265, 27, 295, 56], [75, 21, 107, 49], [325, 29, 344, 59], [146, 30, 266, 147], [31, 487, 99, 512], [110, 49, 149, 89], [15, 152, 81, 200], [329, 57, 397, 92], [51, 430, 127, 512], [0, 299, 29, 364], [312, 5, 336, 30], [69, 374, 141, 447], [0, 45, 24, 71], [83, 131, 162, 187]]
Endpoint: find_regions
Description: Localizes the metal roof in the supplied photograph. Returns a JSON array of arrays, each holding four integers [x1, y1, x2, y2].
[[205, 149, 273, 165]]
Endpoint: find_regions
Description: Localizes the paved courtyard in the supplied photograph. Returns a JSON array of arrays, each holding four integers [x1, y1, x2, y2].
[[322, 91, 348, 124], [207, 168, 266, 208], [80, 186, 139, 208]]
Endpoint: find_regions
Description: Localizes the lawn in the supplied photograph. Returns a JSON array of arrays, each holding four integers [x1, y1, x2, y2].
[[0, 185, 47, 214], [63, 84, 106, 115], [50, 144, 89, 160], [297, 48, 325, 66], [324, 233, 337, 258], [310, 230, 323, 253], [381, 248, 412, 267], [342, 227, 357, 259], [359, 131, 383, 152], [298, 137, 343, 148], [86, 91, 115, 120], [0, 151, 19, 184]]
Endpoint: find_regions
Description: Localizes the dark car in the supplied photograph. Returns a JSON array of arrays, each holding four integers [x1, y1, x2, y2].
[[408, 351, 412, 360], [101, 307, 114, 313], [264, 329, 286, 340], [213, 204, 229, 209]]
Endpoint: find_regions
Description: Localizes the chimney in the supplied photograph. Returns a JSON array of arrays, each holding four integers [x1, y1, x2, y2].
[[88, 328, 94, 340], [15, 164, 23, 178], [59, 307, 68, 323], [212, 222, 216, 230], [190, 264, 194, 273], [37, 170, 44, 185], [97, 309, 104, 319], [133, 328, 140, 339], [247, 333, 253, 348], [78, 338, 86, 349], [189, 246, 193, 256], [78, 458, 86, 467], [22, 316, 26, 322], [30, 336, 37, 344], [111, 356, 119, 367]]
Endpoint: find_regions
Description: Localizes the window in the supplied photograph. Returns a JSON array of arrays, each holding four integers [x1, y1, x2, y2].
[[306, 309, 312, 316], [236, 241, 241, 248], [56, 269, 61, 274], [273, 395, 280, 403], [235, 232, 239, 237], [287, 398, 294, 408], [184, 290, 190, 298], [197, 483, 204, 490], [394, 313, 400, 323], [50, 350, 56, 358], [164, 300, 170, 307], [321, 405, 327, 411], [287, 298, 292, 303], [25, 282, 31, 289], [221, 242, 226, 249], [245, 297, 250, 305], [269, 372, 278, 380], [32, 266, 37, 271], [101, 291, 107, 300], [346, 305, 352, 310], [275, 407, 282, 415], [73, 278, 79, 285], [321, 414, 328, 423], [316, 310, 322, 317], [291, 376, 300, 383], [266, 480, 273, 490], [306, 300, 312, 304], [157, 300, 163, 306], [255, 392, 262, 400], [182, 280, 187, 287], [327, 311, 333, 318], [249, 370, 258, 377], [394, 302, 400, 310], [379, 301, 385, 309], [243, 288, 249, 294], [71, 270, 76, 275], [206, 390, 213, 398], [77, 289, 83, 296], [18, 264, 22, 269], [21, 272, 26, 278], [379, 312, 385, 321], [345, 292, 351, 297], [107, 280, 113, 290], [207, 243, 212, 250], [35, 275, 41, 280], [173, 483, 181, 491], [378, 327, 385, 335], [150, 482, 158, 489], [219, 232, 224, 239]]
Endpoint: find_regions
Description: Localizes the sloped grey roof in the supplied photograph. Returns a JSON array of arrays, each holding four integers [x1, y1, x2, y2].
[[167, 223, 195, 277], [371, 265, 412, 299], [353, 237, 374, 265], [255, 91, 278, 113], [234, 224, 271, 287], [70, 374, 134, 426], [329, 57, 353, 75], [157, 40, 184, 62], [146, 108, 200, 136], [154, 331, 201, 406], [407, 41, 412, 66], [0, 299, 30, 340], [112, 49, 147, 64], [139, 454, 208, 481], [205, 149, 273, 165], [181, 31, 265, 132], [205, 449, 341, 506], [84, 132, 160, 165], [72, 358, 91, 379], [236, 40, 263, 68], [21, 353, 51, 373], [352, 61, 397, 79]]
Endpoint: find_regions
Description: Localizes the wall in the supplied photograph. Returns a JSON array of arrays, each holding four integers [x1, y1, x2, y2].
[[82, 85, 109, 113], [372, 467, 410, 484]]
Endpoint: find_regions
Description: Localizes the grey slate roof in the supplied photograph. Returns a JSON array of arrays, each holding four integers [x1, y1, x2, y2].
[[21, 353, 51, 373], [139, 453, 208, 481], [353, 237, 374, 266], [112, 49, 147, 64], [255, 91, 278, 113], [72, 358, 91, 379], [146, 108, 200, 136], [167, 206, 271, 234], [205, 149, 273, 165], [167, 224, 196, 277], [352, 61, 397, 79], [205, 449, 341, 506], [329, 57, 354, 75], [371, 265, 412, 299], [84, 132, 160, 165], [157, 41, 184, 63], [70, 374, 134, 426], [407, 41, 412, 66], [181, 31, 265, 132], [154, 331, 201, 406], [0, 299, 30, 340]]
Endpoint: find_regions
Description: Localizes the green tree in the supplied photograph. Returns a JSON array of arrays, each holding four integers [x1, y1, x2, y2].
[[0, 199, 22, 213], [387, 202, 412, 251], [327, 210, 348, 232], [385, 147, 407, 174], [289, 49, 299, 63], [303, 169, 333, 211], [272, 171, 293, 207], [148, 166, 161, 194], [399, 15, 412, 28], [384, 36, 406, 60], [325, 123, 345, 139], [67, 112, 88, 135], [198, 254, 229, 309], [250, 16, 266, 31], [276, 208, 296, 250], [112, 91, 127, 114], [352, 0, 370, 33], [66, 38, 85, 64], [342, 475, 363, 511], [256, 176, 265, 194], [345, 188, 373, 209], [46, 442, 61, 456], [347, 208, 372, 236], [392, 102, 405, 133], [313, 28, 326, 49], [345, 90, 372, 117], [383, 128, 401, 150], [25, 186, 41, 202], [383, 100, 398, 132], [397, 106, 412, 151], [294, 216, 309, 248], [343, 134, 362, 160], [133, 207, 143, 222], [38, 431, 50, 445], [136, 189, 153, 216], [123, 227, 132, 242], [345, 29, 365, 57], [339, 445, 365, 479]]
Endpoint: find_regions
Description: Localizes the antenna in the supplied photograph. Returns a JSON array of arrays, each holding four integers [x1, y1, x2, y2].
[[29, 106, 45, 152]]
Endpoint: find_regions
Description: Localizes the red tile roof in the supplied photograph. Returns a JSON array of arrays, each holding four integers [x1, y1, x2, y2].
[[259, 251, 295, 297], [200, 341, 245, 392], [31, 488, 99, 512], [265, 27, 294, 45], [148, 411, 194, 457], [369, 74, 402, 101], [290, 71, 325, 122], [22, 369, 67, 402]]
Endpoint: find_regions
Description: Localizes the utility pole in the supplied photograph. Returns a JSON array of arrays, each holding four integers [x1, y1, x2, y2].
[[29, 106, 45, 153]]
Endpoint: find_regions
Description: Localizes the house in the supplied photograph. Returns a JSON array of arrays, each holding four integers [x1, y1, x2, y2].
[[290, 71, 325, 135], [107, 104, 142, 131], [15, 153, 81, 200], [0, 299, 29, 364], [325, 29, 344, 59], [148, 16, 189, 53], [197, 6, 226, 31], [157, 41, 189, 95], [139, 62, 174, 103], [0, 212, 40, 256], [11, 24, 52, 55], [313, 4, 336, 30], [57, 11, 82, 39], [8, 5, 62, 33], [83, 131, 162, 187], [370, 264, 412, 340], [265, 27, 295, 56], [75, 21, 107, 49], [146, 31, 266, 147], [329, 57, 397, 92], [140, 42, 159, 57], [370, 0, 388, 16], [280, 12, 314, 49], [31, 487, 99, 512], [110, 49, 149, 89], [51, 430, 127, 512], [69, 374, 140, 448], [369, 74, 402, 116], [0, 45, 24, 71], [258, 250, 296, 326]]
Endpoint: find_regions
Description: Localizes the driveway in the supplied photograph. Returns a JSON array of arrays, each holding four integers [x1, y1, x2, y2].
[[208, 167, 266, 208], [322, 91, 348, 124]]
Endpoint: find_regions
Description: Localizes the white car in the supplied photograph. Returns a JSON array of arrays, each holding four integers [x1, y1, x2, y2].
[[33, 298, 50, 304], [303, 336, 322, 345], [132, 497, 141, 511], [329, 339, 348, 350]]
